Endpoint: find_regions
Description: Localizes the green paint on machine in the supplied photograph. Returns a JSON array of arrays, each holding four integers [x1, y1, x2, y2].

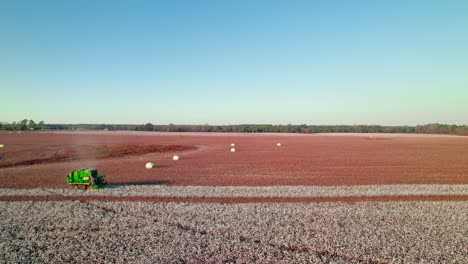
[[66, 169, 108, 190]]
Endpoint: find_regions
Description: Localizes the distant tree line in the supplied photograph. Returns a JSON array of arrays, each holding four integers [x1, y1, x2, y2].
[[134, 123, 468, 136], [43, 124, 137, 131], [0, 119, 46, 131], [0, 119, 136, 131], [1, 120, 467, 136]]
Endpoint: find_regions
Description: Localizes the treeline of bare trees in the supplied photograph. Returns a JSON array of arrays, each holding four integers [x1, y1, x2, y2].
[[1, 120, 467, 135], [136, 123, 468, 135]]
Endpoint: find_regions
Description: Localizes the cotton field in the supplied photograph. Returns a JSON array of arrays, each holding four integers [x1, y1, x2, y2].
[[1, 132, 467, 263], [1, 201, 467, 263]]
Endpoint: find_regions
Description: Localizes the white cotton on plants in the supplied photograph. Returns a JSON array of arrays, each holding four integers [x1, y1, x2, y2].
[[173, 155, 180, 161], [145, 162, 155, 169], [230, 148, 236, 152]]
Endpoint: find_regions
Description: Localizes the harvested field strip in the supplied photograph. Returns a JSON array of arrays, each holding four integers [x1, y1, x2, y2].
[[2, 132, 467, 188], [1, 184, 467, 197], [0, 144, 196, 168], [1, 195, 467, 203]]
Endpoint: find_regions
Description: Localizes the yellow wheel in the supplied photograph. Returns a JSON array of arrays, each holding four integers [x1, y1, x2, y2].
[[87, 185, 94, 190], [73, 185, 78, 190]]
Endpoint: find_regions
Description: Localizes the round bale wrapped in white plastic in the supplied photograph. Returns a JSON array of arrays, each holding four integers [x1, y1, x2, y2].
[[230, 148, 236, 152], [173, 155, 180, 161], [145, 162, 155, 169]]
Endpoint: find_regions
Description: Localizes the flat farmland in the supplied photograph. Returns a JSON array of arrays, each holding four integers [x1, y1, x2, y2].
[[0, 131, 467, 188], [1, 131, 468, 263]]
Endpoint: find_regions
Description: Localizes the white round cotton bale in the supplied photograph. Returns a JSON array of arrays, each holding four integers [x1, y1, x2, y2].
[[230, 148, 236, 152], [173, 155, 180, 161], [231, 143, 235, 147], [145, 162, 155, 169], [277, 143, 282, 147]]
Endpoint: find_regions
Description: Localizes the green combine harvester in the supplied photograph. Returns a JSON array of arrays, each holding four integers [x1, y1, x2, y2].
[[66, 169, 108, 190]]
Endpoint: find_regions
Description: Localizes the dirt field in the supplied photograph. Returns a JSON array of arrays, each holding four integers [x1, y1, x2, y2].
[[0, 131, 467, 188]]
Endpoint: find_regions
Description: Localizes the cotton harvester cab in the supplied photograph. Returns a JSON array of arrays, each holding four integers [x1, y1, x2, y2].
[[66, 169, 108, 190]]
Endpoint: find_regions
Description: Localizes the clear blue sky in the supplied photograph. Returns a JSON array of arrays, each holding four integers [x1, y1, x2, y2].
[[1, 0, 467, 125]]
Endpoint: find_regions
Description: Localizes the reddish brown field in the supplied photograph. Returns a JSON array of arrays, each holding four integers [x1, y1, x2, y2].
[[0, 131, 467, 189], [0, 143, 194, 168]]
